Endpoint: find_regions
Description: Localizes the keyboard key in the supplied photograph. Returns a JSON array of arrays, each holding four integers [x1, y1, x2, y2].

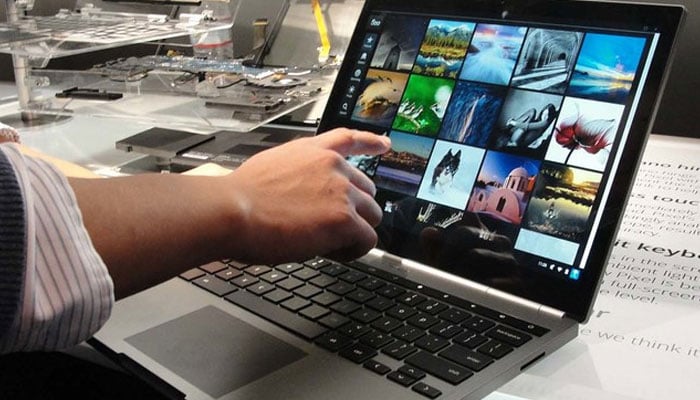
[[412, 382, 442, 399], [215, 267, 243, 281], [387, 370, 416, 387], [320, 264, 348, 277], [360, 330, 395, 349], [439, 345, 493, 372], [350, 308, 381, 324], [386, 304, 417, 320], [248, 282, 275, 296], [281, 296, 311, 312], [315, 331, 353, 352], [392, 325, 425, 342], [397, 292, 427, 307], [277, 277, 305, 291], [438, 308, 470, 324], [179, 268, 205, 281], [486, 325, 531, 347], [309, 274, 337, 288], [363, 360, 391, 375], [327, 281, 355, 296], [477, 340, 513, 359], [225, 290, 327, 340], [429, 322, 463, 339], [192, 276, 237, 297], [311, 292, 341, 307], [399, 365, 426, 380], [199, 261, 228, 274], [417, 300, 448, 315], [304, 257, 331, 269], [330, 300, 361, 315], [263, 288, 293, 304], [377, 284, 405, 299], [245, 265, 272, 277], [371, 316, 403, 333], [407, 313, 440, 330], [415, 335, 450, 353], [346, 288, 376, 304], [259, 270, 288, 284], [293, 284, 323, 299], [406, 351, 472, 385], [453, 330, 488, 349], [365, 296, 394, 312], [227, 260, 249, 270], [462, 316, 495, 333], [358, 277, 385, 291], [383, 340, 418, 360], [300, 304, 331, 320], [231, 274, 258, 288], [275, 262, 304, 274], [293, 267, 321, 281], [507, 320, 549, 337], [339, 343, 377, 364], [339, 270, 367, 283], [337, 322, 371, 339], [319, 313, 351, 329]]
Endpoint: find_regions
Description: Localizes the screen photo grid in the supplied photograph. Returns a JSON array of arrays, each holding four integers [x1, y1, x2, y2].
[[338, 13, 651, 280]]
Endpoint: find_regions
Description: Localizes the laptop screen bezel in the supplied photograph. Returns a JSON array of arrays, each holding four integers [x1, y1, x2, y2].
[[318, 0, 685, 322]]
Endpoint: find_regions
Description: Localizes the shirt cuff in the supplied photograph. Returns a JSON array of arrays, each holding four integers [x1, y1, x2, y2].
[[0, 144, 114, 353]]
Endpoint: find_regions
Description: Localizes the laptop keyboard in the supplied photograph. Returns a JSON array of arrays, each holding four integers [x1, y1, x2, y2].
[[180, 257, 548, 399]]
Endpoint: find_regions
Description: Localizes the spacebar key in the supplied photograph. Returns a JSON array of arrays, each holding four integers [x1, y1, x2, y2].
[[225, 290, 328, 340]]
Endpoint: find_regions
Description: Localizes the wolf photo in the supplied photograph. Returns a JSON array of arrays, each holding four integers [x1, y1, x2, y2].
[[416, 140, 485, 210]]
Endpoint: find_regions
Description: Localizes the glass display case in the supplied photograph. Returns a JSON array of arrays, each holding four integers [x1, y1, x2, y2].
[[0, 0, 330, 131]]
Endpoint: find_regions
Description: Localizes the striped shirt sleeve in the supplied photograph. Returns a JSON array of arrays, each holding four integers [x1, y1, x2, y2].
[[0, 144, 114, 353]]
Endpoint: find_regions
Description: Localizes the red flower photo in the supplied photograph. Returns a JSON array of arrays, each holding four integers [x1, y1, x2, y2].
[[546, 98, 623, 171]]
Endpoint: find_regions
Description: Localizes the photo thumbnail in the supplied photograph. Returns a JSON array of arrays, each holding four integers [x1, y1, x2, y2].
[[392, 74, 455, 137], [412, 19, 475, 79], [351, 69, 409, 128], [545, 97, 624, 172], [438, 81, 506, 148], [521, 162, 602, 243], [417, 141, 485, 210], [460, 24, 527, 86], [512, 29, 584, 94], [491, 89, 563, 157], [467, 150, 541, 226], [374, 131, 434, 196], [568, 33, 647, 104], [370, 14, 428, 72]]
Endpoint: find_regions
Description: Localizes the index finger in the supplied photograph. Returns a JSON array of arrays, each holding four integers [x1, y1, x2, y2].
[[315, 128, 391, 157]]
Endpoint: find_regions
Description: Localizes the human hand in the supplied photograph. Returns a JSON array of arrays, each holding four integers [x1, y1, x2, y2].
[[224, 128, 391, 263], [0, 123, 20, 144]]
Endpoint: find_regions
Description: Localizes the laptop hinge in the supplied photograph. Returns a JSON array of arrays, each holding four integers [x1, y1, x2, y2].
[[366, 249, 566, 320], [367, 248, 408, 276], [485, 287, 566, 319]]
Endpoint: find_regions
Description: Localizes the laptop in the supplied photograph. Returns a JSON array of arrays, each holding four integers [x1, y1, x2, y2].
[[92, 1, 685, 399]]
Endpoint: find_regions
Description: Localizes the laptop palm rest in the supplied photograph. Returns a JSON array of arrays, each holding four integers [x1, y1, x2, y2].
[[125, 306, 307, 398]]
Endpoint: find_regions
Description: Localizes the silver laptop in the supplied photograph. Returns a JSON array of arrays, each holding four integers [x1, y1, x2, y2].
[[92, 1, 685, 399]]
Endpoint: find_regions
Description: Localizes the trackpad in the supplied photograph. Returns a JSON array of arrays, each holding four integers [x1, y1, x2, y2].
[[126, 306, 307, 398]]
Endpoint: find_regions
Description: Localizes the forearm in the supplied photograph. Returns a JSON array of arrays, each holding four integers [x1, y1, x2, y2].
[[69, 129, 390, 299], [69, 174, 242, 299]]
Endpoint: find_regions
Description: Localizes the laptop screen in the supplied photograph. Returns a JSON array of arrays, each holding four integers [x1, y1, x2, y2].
[[318, 0, 684, 321]]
